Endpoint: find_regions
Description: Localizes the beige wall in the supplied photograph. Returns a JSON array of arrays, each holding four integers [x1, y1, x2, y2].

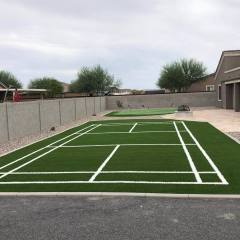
[[215, 53, 240, 110], [0, 105, 9, 144], [106, 92, 216, 110], [0, 96, 107, 144], [0, 92, 215, 144], [186, 75, 215, 93]]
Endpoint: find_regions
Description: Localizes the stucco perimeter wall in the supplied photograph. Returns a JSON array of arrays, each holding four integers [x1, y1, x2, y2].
[[86, 97, 95, 116], [100, 96, 106, 111], [0, 105, 9, 144], [106, 92, 217, 110], [95, 97, 101, 114], [0, 97, 107, 144], [40, 100, 60, 131], [7, 101, 41, 140], [75, 98, 87, 119], [60, 99, 76, 125]]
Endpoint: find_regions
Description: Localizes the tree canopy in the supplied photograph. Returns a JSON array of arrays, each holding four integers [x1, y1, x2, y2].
[[157, 59, 207, 92], [28, 77, 63, 97], [70, 65, 121, 95], [0, 70, 22, 88]]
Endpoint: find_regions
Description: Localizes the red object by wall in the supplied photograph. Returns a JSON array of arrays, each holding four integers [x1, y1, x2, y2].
[[13, 90, 21, 102]]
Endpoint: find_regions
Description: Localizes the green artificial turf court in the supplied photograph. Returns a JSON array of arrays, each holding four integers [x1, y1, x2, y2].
[[0, 119, 239, 194], [106, 108, 176, 117]]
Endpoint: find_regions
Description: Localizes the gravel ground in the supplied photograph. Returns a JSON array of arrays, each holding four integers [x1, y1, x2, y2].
[[0, 112, 109, 157], [0, 196, 240, 240]]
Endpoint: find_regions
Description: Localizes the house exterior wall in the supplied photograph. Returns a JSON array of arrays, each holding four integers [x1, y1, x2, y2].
[[186, 74, 215, 92], [215, 52, 240, 111], [233, 83, 240, 112]]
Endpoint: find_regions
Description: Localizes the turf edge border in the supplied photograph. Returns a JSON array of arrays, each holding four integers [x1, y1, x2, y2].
[[223, 132, 240, 144], [0, 192, 240, 199]]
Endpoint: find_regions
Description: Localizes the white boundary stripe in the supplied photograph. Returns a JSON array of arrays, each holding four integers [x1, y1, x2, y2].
[[83, 130, 186, 135], [101, 121, 174, 127], [173, 122, 202, 183], [101, 123, 134, 126], [0, 124, 96, 170], [137, 121, 175, 125], [47, 143, 196, 148], [0, 124, 101, 180], [101, 171, 216, 174], [89, 145, 120, 182], [0, 171, 95, 174], [0, 171, 217, 175], [0, 181, 227, 185], [129, 123, 138, 133], [182, 121, 229, 185]]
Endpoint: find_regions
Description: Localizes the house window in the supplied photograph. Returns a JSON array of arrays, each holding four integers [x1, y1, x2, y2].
[[218, 84, 222, 101], [206, 85, 215, 92]]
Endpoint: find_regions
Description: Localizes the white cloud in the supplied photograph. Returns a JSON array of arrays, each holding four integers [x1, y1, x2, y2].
[[0, 0, 239, 88]]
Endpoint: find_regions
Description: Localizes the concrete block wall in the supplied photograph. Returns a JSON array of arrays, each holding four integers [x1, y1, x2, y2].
[[0, 96, 107, 144], [106, 92, 216, 110], [7, 101, 41, 140], [86, 97, 95, 116], [100, 96, 106, 112], [59, 99, 76, 125], [0, 105, 9, 144], [0, 92, 216, 144], [40, 100, 61, 131], [95, 97, 101, 114], [75, 98, 87, 119]]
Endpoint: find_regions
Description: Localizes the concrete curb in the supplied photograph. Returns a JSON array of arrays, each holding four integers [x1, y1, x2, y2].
[[0, 192, 240, 199], [224, 132, 240, 144]]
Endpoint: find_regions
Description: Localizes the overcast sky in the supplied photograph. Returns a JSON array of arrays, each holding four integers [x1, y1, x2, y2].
[[0, 0, 239, 89]]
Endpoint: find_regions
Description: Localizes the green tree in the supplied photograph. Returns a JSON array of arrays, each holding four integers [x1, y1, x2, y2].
[[70, 65, 121, 95], [28, 77, 63, 97], [157, 59, 207, 92], [0, 70, 22, 88]]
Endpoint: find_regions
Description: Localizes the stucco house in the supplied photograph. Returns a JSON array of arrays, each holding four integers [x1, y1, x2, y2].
[[186, 73, 215, 93], [61, 82, 70, 93], [0, 81, 6, 89], [215, 50, 240, 112]]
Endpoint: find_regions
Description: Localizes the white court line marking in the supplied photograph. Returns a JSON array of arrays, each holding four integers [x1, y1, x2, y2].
[[82, 130, 187, 135], [47, 143, 196, 148], [0, 124, 96, 170], [101, 121, 174, 127], [0, 171, 95, 174], [182, 121, 229, 185], [0, 171, 216, 175], [137, 121, 175, 125], [89, 145, 120, 182], [173, 122, 202, 183], [0, 181, 227, 185], [129, 123, 138, 133], [102, 171, 216, 174], [0, 124, 101, 180]]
